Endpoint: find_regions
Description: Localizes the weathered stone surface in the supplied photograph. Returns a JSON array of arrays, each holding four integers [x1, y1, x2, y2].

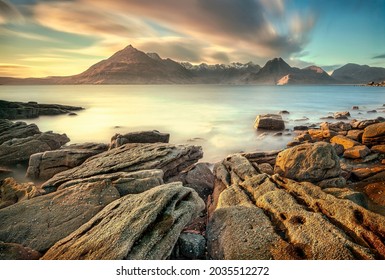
[[308, 129, 337, 141], [57, 169, 164, 196], [317, 177, 347, 188], [0, 242, 41, 260], [362, 122, 385, 146], [0, 119, 40, 145], [351, 119, 379, 129], [274, 142, 341, 183], [110, 130, 170, 149], [0, 180, 119, 252], [0, 177, 41, 209], [371, 145, 385, 154], [323, 187, 367, 208], [343, 145, 371, 159], [254, 114, 285, 130], [42, 143, 203, 193], [242, 150, 280, 166], [26, 146, 106, 180], [0, 100, 83, 120], [364, 182, 385, 206], [176, 233, 206, 259], [41, 183, 205, 260], [347, 129, 364, 142], [258, 163, 274, 175], [330, 135, 360, 150], [321, 121, 352, 132], [331, 143, 344, 156], [352, 165, 385, 180], [0, 132, 70, 166]]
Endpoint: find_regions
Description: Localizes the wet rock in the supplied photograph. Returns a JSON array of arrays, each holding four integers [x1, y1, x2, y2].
[[0, 242, 41, 260], [330, 135, 360, 150], [110, 130, 170, 149], [274, 142, 341, 183], [176, 233, 206, 259], [343, 145, 371, 159], [0, 100, 83, 120], [26, 145, 107, 180], [352, 106, 359, 110], [362, 122, 385, 146], [0, 120, 40, 145], [0, 177, 41, 209], [367, 110, 377, 113], [334, 111, 350, 119], [41, 143, 203, 193], [279, 110, 290, 114], [0, 132, 70, 166], [0, 179, 119, 252], [41, 183, 205, 260], [254, 114, 285, 130], [294, 125, 309, 131]]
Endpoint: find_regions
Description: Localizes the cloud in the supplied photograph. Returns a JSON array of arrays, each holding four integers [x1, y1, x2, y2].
[[0, 64, 31, 77], [373, 54, 385, 59], [0, 0, 23, 23]]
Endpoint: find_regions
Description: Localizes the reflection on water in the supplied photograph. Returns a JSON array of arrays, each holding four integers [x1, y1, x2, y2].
[[1, 85, 385, 162]]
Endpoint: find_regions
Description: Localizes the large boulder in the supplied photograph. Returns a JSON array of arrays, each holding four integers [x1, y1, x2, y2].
[[0, 177, 41, 209], [0, 120, 40, 145], [254, 114, 285, 130], [110, 130, 170, 149], [41, 183, 205, 260], [362, 122, 385, 146], [0, 180, 119, 252], [0, 132, 70, 166], [26, 143, 108, 180], [41, 143, 203, 193], [330, 135, 360, 150], [274, 142, 342, 183], [207, 153, 385, 259]]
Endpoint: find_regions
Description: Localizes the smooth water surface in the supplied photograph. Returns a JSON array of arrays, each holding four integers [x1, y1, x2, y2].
[[1, 85, 385, 162]]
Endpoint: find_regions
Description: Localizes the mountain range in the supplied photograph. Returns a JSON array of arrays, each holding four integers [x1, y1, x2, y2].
[[1, 45, 385, 85]]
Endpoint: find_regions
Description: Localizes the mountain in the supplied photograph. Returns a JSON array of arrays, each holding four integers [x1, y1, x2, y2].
[[64, 45, 193, 84], [331, 63, 385, 84], [1, 44, 384, 85], [277, 66, 337, 85]]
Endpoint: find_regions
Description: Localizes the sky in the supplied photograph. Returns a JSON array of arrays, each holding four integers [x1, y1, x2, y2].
[[0, 0, 384, 77]]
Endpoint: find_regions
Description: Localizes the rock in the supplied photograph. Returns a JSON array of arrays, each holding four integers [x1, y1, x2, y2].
[[56, 169, 164, 196], [0, 177, 41, 209], [176, 233, 206, 259], [26, 146, 107, 180], [321, 121, 352, 132], [0, 242, 41, 260], [0, 120, 40, 145], [331, 143, 344, 156], [0, 132, 70, 166], [41, 183, 205, 260], [41, 143, 203, 193], [167, 163, 214, 203], [362, 122, 385, 146], [258, 163, 274, 175], [334, 111, 350, 119], [330, 135, 360, 150], [352, 106, 359, 110], [367, 110, 377, 113], [294, 125, 309, 131], [110, 130, 170, 149], [308, 129, 337, 141], [279, 110, 290, 114], [0, 179, 119, 252], [351, 119, 379, 129], [371, 145, 385, 154], [323, 188, 367, 208], [274, 142, 341, 183], [61, 142, 108, 152], [254, 114, 285, 130], [352, 165, 385, 180], [347, 129, 364, 142], [317, 177, 347, 188], [364, 182, 385, 206], [0, 100, 83, 120], [343, 145, 371, 159], [242, 150, 280, 166]]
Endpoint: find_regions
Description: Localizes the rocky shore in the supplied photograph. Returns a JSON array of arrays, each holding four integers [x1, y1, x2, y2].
[[1, 102, 385, 260]]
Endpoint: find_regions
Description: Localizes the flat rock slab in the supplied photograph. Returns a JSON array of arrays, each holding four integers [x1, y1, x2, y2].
[[0, 132, 70, 166], [254, 114, 285, 130], [0, 120, 41, 145], [110, 130, 170, 149], [0, 180, 119, 252], [42, 182, 205, 260], [42, 143, 203, 192], [362, 122, 385, 146], [0, 100, 83, 120]]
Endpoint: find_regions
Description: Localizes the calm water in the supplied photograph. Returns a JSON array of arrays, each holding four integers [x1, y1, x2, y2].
[[1, 85, 385, 162]]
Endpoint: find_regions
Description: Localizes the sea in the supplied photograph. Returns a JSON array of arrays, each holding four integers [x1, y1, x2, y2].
[[1, 84, 385, 163]]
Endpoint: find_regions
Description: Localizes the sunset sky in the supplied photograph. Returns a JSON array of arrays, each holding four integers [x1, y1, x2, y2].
[[0, 0, 384, 77]]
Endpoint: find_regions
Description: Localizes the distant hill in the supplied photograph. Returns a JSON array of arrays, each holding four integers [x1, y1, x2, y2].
[[1, 45, 385, 85], [331, 63, 385, 84]]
